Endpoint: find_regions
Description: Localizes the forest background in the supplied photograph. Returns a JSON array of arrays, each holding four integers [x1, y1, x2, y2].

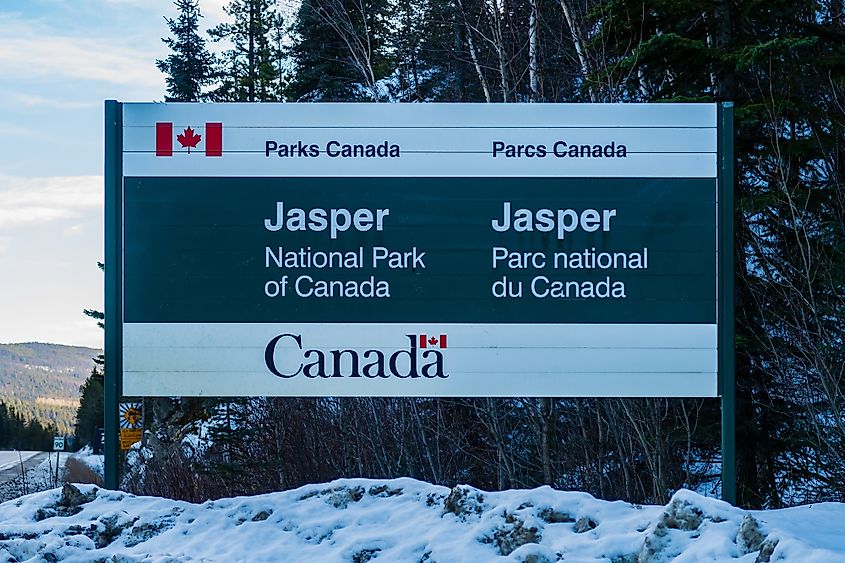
[[74, 0, 845, 510]]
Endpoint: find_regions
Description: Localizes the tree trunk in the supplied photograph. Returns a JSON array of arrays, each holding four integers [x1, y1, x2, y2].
[[559, 0, 595, 101], [529, 0, 540, 101], [456, 0, 492, 102], [540, 398, 553, 484], [248, 0, 255, 102], [711, 0, 735, 100]]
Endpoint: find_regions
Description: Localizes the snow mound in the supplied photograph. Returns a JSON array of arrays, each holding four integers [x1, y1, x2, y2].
[[0, 479, 843, 562]]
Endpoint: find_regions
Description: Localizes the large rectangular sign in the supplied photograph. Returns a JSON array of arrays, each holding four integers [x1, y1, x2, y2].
[[112, 103, 722, 397]]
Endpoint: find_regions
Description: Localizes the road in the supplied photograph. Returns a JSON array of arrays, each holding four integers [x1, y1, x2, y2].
[[0, 451, 48, 484]]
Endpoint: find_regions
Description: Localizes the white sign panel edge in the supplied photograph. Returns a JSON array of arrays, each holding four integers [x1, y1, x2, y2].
[[123, 323, 719, 398], [122, 102, 718, 128]]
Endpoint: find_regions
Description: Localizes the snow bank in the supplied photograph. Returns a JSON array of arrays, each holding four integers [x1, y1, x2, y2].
[[0, 479, 843, 562]]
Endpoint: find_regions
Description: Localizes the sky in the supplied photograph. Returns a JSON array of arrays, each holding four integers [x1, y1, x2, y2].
[[0, 0, 230, 348]]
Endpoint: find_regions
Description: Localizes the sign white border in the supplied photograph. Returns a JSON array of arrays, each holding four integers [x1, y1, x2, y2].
[[123, 323, 717, 397], [122, 103, 717, 178]]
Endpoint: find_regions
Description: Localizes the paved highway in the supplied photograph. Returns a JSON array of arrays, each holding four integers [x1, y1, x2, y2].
[[0, 451, 47, 483], [0, 451, 40, 471]]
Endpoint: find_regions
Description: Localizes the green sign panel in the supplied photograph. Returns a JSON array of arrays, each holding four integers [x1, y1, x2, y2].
[[124, 177, 715, 325]]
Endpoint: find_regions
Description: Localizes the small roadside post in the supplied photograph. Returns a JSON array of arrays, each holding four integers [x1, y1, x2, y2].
[[53, 435, 65, 486]]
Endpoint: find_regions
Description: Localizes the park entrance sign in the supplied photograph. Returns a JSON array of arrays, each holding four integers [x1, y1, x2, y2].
[[105, 101, 735, 498], [106, 102, 731, 399]]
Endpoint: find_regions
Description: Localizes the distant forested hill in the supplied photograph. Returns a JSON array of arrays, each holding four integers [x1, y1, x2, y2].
[[0, 343, 101, 435]]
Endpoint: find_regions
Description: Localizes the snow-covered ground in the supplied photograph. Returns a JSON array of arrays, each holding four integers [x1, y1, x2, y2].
[[1, 479, 843, 562]]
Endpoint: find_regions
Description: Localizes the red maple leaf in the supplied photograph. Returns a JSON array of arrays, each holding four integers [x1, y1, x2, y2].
[[177, 126, 202, 153]]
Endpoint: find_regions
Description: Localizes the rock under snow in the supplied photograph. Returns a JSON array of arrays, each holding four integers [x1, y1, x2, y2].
[[1, 479, 843, 562]]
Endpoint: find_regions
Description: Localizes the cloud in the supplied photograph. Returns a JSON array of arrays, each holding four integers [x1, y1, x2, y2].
[[63, 224, 86, 237], [200, 0, 298, 29], [0, 176, 102, 229], [0, 120, 41, 139], [201, 0, 230, 26], [11, 94, 99, 110], [0, 14, 164, 88]]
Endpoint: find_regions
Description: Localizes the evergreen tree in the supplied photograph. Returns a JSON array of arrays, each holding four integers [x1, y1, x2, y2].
[[586, 0, 845, 507], [77, 261, 105, 447], [0, 402, 55, 450], [156, 0, 215, 102], [198, 399, 267, 496], [75, 367, 105, 448], [209, 0, 287, 101], [83, 262, 105, 367], [387, 0, 476, 101], [286, 0, 390, 101], [136, 0, 845, 507]]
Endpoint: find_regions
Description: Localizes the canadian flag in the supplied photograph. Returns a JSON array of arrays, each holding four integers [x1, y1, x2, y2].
[[156, 122, 222, 157], [419, 334, 447, 349]]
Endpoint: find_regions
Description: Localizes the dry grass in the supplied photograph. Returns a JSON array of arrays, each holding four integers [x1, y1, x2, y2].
[[63, 456, 104, 487]]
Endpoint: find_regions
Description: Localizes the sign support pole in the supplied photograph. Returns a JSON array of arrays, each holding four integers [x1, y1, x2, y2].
[[718, 102, 736, 505], [104, 100, 123, 490]]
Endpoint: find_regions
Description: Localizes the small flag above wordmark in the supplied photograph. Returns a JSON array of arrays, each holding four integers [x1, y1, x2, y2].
[[419, 334, 447, 349]]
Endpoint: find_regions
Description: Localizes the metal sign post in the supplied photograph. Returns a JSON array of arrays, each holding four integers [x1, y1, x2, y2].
[[718, 102, 736, 504], [104, 100, 122, 490]]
